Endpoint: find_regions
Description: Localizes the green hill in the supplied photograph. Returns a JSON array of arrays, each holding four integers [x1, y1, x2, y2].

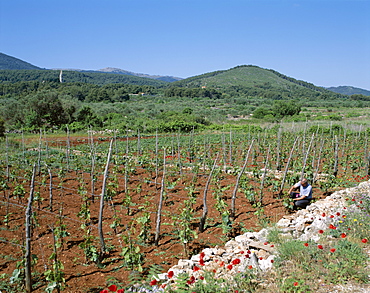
[[0, 52, 42, 70], [327, 86, 370, 96], [169, 65, 343, 100]]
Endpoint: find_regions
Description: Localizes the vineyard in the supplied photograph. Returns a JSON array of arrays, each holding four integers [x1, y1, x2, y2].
[[0, 125, 369, 292]]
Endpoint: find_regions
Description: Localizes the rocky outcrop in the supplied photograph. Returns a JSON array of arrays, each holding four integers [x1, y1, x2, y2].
[[152, 181, 370, 291]]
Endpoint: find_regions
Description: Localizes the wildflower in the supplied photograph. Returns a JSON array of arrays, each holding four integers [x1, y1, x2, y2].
[[245, 254, 250, 258], [270, 244, 275, 247], [271, 259, 274, 263], [329, 224, 336, 230], [193, 265, 200, 272], [232, 258, 241, 265], [199, 259, 205, 266], [200, 276, 204, 280], [187, 276, 196, 285], [330, 248, 336, 253], [353, 219, 357, 222], [150, 279, 157, 286], [219, 261, 225, 267], [336, 212, 341, 216], [239, 251, 244, 254], [322, 213, 326, 217], [117, 290, 124, 293], [160, 284, 166, 289], [318, 245, 323, 249], [330, 215, 334, 218], [167, 271, 174, 279], [259, 257, 263, 260], [304, 243, 309, 247], [318, 230, 324, 234], [247, 250, 251, 254], [108, 285, 117, 292], [248, 265, 253, 269], [342, 215, 346, 218], [100, 291, 108, 293], [200, 252, 205, 259], [362, 239, 368, 243], [341, 233, 346, 238], [293, 282, 299, 286], [264, 242, 268, 245], [227, 264, 233, 270]]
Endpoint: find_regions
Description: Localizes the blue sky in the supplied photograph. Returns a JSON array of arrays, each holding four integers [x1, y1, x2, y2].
[[1, 0, 369, 90]]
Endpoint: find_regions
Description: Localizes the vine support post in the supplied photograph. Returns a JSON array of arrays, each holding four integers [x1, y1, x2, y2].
[[155, 148, 166, 246], [98, 139, 113, 258], [25, 164, 36, 293], [259, 145, 270, 205], [199, 153, 219, 233], [279, 136, 299, 196], [231, 140, 254, 220], [300, 133, 315, 180], [333, 135, 339, 177]]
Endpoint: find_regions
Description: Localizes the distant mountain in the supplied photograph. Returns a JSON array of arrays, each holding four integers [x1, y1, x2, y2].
[[95, 67, 182, 82], [327, 86, 370, 96], [0, 52, 42, 70]]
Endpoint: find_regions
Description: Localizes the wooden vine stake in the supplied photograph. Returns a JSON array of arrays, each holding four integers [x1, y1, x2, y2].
[[231, 140, 254, 220], [259, 144, 271, 205], [279, 136, 299, 196], [300, 133, 315, 180], [98, 139, 113, 258], [199, 153, 219, 233], [25, 164, 36, 293], [155, 148, 166, 246]]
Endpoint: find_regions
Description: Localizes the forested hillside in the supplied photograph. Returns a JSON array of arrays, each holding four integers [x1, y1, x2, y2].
[[0, 53, 42, 70], [1, 64, 370, 134], [0, 69, 167, 86]]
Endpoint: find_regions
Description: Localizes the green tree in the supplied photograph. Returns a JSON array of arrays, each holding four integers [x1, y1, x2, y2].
[[0, 117, 5, 138]]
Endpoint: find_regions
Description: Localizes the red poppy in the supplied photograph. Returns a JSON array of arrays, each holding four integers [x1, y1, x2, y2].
[[150, 280, 157, 286], [304, 243, 309, 247], [341, 233, 346, 238], [117, 290, 124, 293], [100, 291, 108, 293], [200, 276, 204, 280], [270, 244, 275, 247], [239, 251, 244, 254], [219, 261, 225, 267], [317, 245, 323, 249], [293, 282, 299, 286], [247, 250, 251, 254], [227, 264, 233, 270], [318, 230, 324, 234], [263, 242, 268, 245], [322, 213, 326, 217], [270, 259, 274, 263], [259, 257, 263, 260], [362, 238, 368, 243], [160, 284, 166, 289], [232, 258, 241, 265], [245, 254, 250, 258], [167, 271, 174, 279], [248, 265, 253, 269], [199, 259, 205, 266], [330, 215, 334, 218], [329, 224, 336, 230], [336, 212, 341, 216], [108, 285, 117, 292], [193, 265, 200, 272], [200, 252, 205, 259], [330, 248, 336, 253], [187, 276, 195, 285]]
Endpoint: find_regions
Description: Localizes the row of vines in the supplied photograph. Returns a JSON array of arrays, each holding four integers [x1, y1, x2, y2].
[[0, 125, 369, 292]]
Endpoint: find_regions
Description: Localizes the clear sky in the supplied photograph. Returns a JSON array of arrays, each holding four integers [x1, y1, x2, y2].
[[1, 0, 369, 90]]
